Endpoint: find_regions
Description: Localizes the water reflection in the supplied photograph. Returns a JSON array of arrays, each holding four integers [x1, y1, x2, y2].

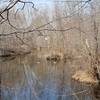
[[0, 55, 99, 100]]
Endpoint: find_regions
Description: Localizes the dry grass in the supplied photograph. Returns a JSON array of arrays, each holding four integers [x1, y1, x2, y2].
[[72, 70, 99, 84]]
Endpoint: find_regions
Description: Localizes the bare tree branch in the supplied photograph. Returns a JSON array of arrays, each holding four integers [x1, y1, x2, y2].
[[0, 0, 35, 29], [18, 0, 35, 8]]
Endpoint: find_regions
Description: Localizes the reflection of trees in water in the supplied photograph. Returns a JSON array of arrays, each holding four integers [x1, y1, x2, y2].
[[49, 62, 72, 100], [70, 81, 91, 100], [0, 57, 40, 100], [0, 57, 99, 100], [40, 61, 96, 100], [0, 73, 1, 100], [57, 62, 65, 100], [0, 61, 25, 87]]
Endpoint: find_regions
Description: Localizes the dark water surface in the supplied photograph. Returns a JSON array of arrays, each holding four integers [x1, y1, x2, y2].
[[0, 55, 100, 100]]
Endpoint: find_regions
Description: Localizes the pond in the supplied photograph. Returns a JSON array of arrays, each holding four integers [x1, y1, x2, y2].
[[0, 54, 100, 100]]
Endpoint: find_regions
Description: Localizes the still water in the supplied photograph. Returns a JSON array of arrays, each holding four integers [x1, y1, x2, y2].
[[0, 54, 100, 100]]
